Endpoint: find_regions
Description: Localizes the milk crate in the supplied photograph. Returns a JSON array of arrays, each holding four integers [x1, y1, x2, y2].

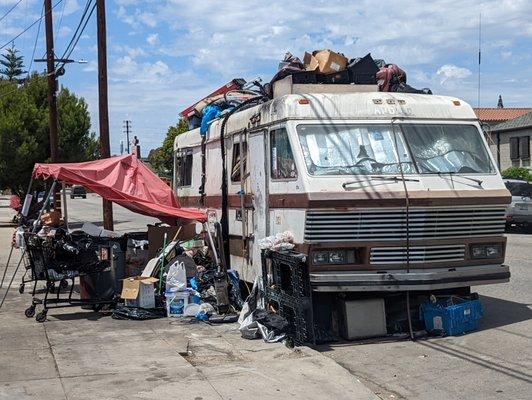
[[420, 296, 483, 336]]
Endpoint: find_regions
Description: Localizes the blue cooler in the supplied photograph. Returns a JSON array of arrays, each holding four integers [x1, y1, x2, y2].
[[420, 296, 483, 336]]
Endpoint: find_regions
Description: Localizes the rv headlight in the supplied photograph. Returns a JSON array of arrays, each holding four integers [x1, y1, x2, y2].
[[328, 250, 346, 264], [312, 250, 347, 265], [312, 251, 330, 265], [470, 244, 503, 259]]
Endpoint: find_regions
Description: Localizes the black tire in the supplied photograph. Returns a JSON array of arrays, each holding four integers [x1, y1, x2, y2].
[[18, 283, 25, 294], [60, 279, 69, 290], [24, 306, 36, 318], [82, 195, 86, 199], [35, 310, 47, 323], [70, 195, 74, 199]]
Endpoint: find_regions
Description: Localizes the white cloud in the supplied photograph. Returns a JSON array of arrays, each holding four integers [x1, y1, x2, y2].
[[58, 26, 72, 38], [70, 0, 532, 153], [436, 64, 472, 85], [146, 33, 158, 45]]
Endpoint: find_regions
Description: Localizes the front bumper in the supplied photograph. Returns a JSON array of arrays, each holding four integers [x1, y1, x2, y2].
[[310, 264, 510, 292]]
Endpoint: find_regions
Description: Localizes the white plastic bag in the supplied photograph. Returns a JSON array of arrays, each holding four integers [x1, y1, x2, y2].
[[165, 260, 187, 291]]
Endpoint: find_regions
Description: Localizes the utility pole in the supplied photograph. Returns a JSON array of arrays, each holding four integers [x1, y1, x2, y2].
[[123, 120, 131, 153], [44, 0, 58, 163], [97, 0, 113, 230]]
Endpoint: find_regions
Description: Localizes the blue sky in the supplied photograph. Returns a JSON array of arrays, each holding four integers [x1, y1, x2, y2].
[[1, 0, 532, 155]]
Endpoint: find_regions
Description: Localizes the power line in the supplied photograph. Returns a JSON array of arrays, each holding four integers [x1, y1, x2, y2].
[[26, 2, 45, 77], [54, 0, 68, 41], [0, 0, 65, 51], [0, 0, 24, 24], [56, 0, 95, 68], [57, 0, 92, 60], [0, 3, 45, 100]]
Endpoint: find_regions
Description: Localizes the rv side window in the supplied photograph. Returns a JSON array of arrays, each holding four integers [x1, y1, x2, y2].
[[231, 141, 247, 182], [176, 151, 193, 187], [270, 129, 297, 180]]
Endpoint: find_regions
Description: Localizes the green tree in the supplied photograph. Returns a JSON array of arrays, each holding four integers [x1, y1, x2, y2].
[[0, 46, 26, 82], [0, 73, 99, 196], [148, 119, 188, 177]]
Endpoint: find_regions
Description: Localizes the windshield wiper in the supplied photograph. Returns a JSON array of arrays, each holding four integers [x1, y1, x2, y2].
[[437, 172, 483, 187], [342, 176, 420, 189]]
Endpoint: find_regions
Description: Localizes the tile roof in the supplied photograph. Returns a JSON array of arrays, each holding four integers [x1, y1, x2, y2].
[[473, 108, 532, 122], [492, 111, 532, 132]]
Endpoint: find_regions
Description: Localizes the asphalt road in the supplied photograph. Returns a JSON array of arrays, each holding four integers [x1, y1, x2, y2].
[[316, 234, 532, 400], [62, 192, 158, 232], [4, 193, 530, 399]]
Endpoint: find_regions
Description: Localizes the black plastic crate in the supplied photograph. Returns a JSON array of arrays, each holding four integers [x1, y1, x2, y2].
[[261, 250, 315, 345], [262, 250, 311, 298]]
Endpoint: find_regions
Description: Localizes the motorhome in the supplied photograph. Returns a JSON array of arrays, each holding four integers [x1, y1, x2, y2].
[[174, 87, 510, 295]]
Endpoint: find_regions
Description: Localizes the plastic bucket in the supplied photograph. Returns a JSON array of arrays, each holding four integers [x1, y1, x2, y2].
[[165, 290, 189, 317]]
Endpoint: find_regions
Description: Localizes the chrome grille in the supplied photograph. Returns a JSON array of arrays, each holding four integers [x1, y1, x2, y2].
[[304, 207, 506, 242], [370, 245, 466, 265]]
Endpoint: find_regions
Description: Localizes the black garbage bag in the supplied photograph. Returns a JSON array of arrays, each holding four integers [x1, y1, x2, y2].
[[254, 309, 289, 335], [53, 233, 109, 274], [111, 304, 166, 320]]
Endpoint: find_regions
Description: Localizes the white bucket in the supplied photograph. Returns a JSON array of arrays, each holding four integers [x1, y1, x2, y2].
[[165, 290, 189, 317]]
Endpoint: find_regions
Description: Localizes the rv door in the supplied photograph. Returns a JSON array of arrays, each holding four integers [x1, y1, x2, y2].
[[248, 130, 269, 268]]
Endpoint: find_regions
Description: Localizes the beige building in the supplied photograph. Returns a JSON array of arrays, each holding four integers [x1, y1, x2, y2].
[[473, 108, 532, 171], [490, 112, 532, 172]]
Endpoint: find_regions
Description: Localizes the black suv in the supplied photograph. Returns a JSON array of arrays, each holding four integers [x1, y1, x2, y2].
[[70, 185, 87, 199]]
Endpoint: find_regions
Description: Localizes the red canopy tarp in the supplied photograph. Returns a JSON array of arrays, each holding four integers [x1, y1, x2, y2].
[[33, 154, 206, 223]]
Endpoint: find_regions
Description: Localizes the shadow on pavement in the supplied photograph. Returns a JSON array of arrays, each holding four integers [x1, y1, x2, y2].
[[479, 295, 532, 331], [49, 310, 110, 322]]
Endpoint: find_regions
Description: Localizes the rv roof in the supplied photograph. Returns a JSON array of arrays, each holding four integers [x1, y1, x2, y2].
[[174, 92, 477, 151]]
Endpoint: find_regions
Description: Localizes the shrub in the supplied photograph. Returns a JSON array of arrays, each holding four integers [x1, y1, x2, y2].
[[501, 167, 532, 181]]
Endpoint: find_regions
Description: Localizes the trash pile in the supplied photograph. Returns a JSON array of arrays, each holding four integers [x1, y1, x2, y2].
[[115, 228, 243, 323], [180, 49, 432, 132]]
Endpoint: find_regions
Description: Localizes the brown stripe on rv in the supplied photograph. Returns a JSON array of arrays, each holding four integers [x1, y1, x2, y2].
[[177, 189, 510, 209], [268, 189, 511, 208]]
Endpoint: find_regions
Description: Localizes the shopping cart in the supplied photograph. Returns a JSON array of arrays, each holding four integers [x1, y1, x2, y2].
[[23, 232, 117, 322]]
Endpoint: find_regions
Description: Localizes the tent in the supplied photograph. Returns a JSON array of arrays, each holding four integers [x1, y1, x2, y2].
[[33, 154, 206, 223]]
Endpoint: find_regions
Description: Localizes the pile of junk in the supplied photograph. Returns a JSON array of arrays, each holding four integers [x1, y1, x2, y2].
[[180, 49, 432, 132], [0, 154, 302, 345]]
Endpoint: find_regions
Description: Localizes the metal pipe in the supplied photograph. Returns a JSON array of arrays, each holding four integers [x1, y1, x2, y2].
[[33, 180, 57, 233], [0, 246, 14, 288], [61, 182, 69, 231], [0, 253, 25, 310]]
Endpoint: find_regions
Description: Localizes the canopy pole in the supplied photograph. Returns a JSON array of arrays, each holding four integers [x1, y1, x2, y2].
[[61, 182, 69, 231]]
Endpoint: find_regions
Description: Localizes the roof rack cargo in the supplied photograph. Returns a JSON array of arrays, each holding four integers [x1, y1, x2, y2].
[[272, 75, 378, 98]]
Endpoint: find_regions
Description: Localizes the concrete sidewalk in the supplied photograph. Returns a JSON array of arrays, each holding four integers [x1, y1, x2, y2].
[[0, 196, 378, 400]]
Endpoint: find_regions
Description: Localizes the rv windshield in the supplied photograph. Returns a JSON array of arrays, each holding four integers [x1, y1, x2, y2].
[[400, 124, 494, 174], [297, 123, 494, 176], [297, 124, 415, 176]]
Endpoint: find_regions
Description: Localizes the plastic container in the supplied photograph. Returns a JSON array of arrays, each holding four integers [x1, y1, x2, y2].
[[166, 260, 186, 292], [184, 303, 200, 317], [165, 289, 189, 317], [420, 297, 483, 336]]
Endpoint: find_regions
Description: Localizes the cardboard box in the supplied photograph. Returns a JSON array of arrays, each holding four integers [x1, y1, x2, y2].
[[147, 224, 196, 259], [304, 50, 348, 74], [121, 276, 158, 309]]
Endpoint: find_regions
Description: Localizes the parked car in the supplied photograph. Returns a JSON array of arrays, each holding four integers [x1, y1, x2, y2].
[[504, 179, 532, 228], [70, 185, 87, 199], [37, 191, 54, 205]]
